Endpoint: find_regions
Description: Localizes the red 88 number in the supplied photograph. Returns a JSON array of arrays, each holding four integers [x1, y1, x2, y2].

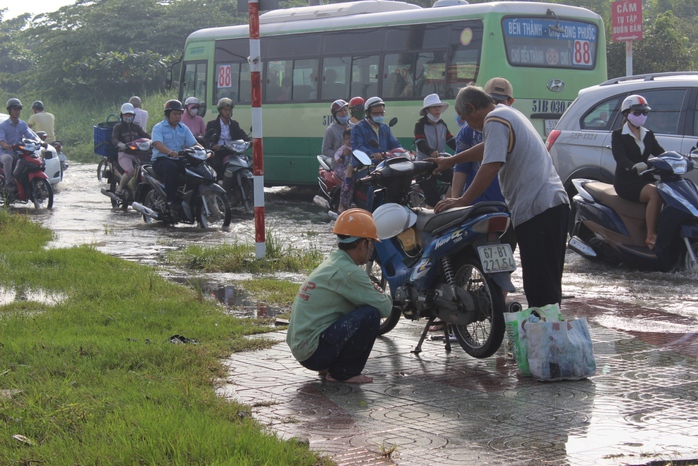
[[573, 41, 591, 65], [218, 65, 232, 88]]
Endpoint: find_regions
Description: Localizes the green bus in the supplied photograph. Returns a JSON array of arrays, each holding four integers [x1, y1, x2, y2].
[[176, 0, 607, 186]]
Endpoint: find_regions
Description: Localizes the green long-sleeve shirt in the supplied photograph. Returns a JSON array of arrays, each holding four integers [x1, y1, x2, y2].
[[286, 249, 393, 362]]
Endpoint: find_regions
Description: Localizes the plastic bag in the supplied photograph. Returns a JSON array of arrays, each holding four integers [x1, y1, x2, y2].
[[504, 304, 562, 376], [527, 318, 596, 382]]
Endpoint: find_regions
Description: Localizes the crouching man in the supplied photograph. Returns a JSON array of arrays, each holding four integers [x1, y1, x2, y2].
[[286, 208, 392, 383]]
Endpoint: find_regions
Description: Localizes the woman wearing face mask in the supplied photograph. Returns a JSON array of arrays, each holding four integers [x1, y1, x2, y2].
[[111, 102, 150, 196], [322, 99, 354, 160], [612, 94, 665, 250], [414, 93, 456, 208], [182, 96, 206, 139]]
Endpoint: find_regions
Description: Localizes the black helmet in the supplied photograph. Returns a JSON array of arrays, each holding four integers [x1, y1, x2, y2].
[[32, 100, 44, 111], [164, 99, 184, 115], [6, 98, 22, 111]]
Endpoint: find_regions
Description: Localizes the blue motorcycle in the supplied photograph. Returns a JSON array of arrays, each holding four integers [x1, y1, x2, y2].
[[569, 150, 698, 272], [354, 152, 517, 357]]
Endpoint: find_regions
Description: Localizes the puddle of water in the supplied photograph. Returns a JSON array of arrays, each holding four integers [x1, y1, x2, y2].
[[171, 276, 285, 319], [0, 287, 67, 306]]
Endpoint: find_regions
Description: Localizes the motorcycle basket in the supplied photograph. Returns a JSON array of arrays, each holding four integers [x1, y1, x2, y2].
[[93, 114, 120, 158]]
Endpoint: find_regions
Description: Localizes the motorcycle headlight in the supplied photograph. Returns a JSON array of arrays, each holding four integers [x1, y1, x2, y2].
[[667, 157, 688, 175]]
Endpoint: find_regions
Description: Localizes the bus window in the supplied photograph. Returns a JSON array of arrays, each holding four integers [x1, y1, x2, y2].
[[413, 51, 447, 99], [321, 57, 350, 100], [266, 60, 288, 101], [182, 62, 207, 107], [445, 47, 479, 99], [351, 55, 379, 99], [382, 54, 410, 99], [238, 62, 251, 103], [292, 59, 318, 101]]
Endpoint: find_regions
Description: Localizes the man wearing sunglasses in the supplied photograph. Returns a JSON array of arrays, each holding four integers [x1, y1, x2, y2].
[[182, 97, 206, 139]]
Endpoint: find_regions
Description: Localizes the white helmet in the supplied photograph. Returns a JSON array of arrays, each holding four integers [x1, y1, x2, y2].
[[621, 94, 651, 114], [120, 103, 135, 115], [184, 96, 200, 107], [372, 203, 417, 240], [365, 96, 385, 114]]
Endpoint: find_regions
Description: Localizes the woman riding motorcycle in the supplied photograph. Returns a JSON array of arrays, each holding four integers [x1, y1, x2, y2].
[[111, 102, 150, 196]]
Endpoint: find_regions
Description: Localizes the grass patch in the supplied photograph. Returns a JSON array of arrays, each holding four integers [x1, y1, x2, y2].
[[237, 278, 300, 308], [0, 209, 329, 465], [168, 230, 324, 274]]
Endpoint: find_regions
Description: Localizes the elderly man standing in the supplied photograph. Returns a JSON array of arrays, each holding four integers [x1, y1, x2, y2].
[[433, 85, 569, 309]]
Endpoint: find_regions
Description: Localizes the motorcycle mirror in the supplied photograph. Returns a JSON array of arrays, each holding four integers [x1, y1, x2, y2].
[[352, 150, 372, 167], [388, 117, 398, 127]]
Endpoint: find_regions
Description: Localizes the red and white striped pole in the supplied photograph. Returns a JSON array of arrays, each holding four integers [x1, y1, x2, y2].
[[248, 0, 265, 258]]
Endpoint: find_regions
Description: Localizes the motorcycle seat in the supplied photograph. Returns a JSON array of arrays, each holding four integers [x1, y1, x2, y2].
[[584, 181, 646, 221], [417, 203, 503, 236]]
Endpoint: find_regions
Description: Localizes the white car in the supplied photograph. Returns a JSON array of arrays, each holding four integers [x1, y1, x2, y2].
[[0, 112, 62, 185], [546, 72, 698, 199]]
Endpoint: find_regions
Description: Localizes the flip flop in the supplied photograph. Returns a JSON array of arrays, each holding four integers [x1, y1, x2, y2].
[[646, 234, 657, 251]]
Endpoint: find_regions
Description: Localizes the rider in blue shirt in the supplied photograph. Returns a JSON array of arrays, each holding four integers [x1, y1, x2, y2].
[[351, 96, 401, 164], [0, 98, 37, 192], [151, 99, 198, 213]]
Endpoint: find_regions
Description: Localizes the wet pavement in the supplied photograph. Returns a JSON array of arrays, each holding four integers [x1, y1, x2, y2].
[[218, 294, 698, 466]]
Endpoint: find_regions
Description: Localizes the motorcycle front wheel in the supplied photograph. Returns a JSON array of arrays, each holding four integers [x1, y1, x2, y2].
[[242, 177, 254, 214], [197, 191, 232, 229], [365, 258, 401, 335], [97, 158, 112, 183], [142, 189, 164, 224], [450, 256, 505, 358], [31, 178, 53, 210]]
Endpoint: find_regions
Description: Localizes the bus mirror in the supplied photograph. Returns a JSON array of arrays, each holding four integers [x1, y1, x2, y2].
[[165, 69, 173, 90], [352, 150, 372, 167]]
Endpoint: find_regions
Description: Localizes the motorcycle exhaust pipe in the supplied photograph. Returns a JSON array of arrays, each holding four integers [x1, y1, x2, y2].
[[313, 194, 330, 211], [568, 235, 597, 259], [131, 202, 159, 220], [100, 188, 121, 202]]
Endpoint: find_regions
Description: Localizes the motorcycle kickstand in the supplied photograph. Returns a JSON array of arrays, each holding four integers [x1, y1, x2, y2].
[[412, 316, 439, 354]]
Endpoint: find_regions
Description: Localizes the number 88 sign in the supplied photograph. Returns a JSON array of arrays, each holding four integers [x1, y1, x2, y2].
[[573, 40, 593, 66], [217, 65, 232, 88]]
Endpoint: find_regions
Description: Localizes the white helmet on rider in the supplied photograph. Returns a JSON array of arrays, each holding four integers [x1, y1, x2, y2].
[[184, 96, 201, 108], [364, 96, 385, 115], [372, 202, 417, 240], [120, 103, 135, 115], [621, 94, 651, 115]]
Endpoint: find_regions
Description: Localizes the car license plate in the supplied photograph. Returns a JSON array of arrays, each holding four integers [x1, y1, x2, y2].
[[477, 244, 517, 274], [544, 119, 558, 136]]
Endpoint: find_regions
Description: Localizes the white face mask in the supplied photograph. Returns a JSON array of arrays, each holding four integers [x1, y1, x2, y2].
[[427, 113, 441, 123], [627, 113, 647, 127], [189, 108, 199, 116]]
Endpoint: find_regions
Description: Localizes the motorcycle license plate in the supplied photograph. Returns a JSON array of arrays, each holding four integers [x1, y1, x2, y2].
[[477, 244, 516, 274]]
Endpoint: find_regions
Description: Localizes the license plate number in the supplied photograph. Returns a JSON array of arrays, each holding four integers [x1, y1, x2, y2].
[[477, 244, 517, 274], [544, 119, 558, 136]]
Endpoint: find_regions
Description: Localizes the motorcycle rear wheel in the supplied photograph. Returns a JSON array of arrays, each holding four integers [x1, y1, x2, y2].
[[450, 256, 505, 358], [198, 191, 232, 229], [365, 259, 401, 335], [31, 178, 54, 210]]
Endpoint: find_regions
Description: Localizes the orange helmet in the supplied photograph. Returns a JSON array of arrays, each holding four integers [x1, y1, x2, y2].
[[332, 208, 379, 241]]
